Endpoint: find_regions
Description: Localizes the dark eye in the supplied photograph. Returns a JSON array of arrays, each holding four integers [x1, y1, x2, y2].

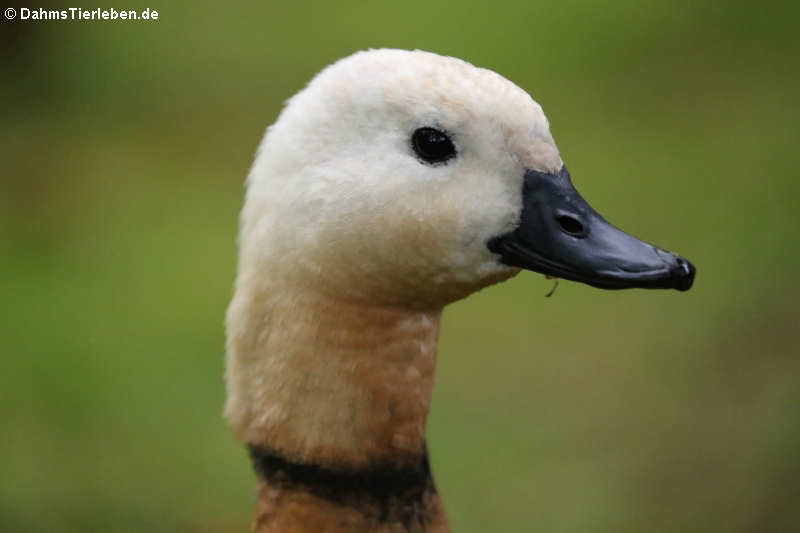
[[411, 127, 456, 164]]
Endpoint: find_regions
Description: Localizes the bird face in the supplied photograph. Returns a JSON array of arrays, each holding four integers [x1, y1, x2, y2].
[[239, 50, 694, 309]]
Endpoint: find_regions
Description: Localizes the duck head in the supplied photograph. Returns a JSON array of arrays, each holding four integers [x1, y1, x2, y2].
[[240, 49, 694, 310]]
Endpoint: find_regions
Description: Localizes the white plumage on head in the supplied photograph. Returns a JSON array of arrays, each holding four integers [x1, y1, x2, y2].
[[237, 48, 562, 310]]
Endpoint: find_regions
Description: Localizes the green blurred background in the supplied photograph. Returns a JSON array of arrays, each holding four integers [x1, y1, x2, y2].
[[1, 1, 798, 532]]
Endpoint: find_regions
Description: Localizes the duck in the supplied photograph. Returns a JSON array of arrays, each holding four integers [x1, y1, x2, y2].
[[225, 49, 695, 533]]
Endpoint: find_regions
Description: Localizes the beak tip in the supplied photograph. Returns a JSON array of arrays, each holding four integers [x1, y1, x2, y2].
[[672, 257, 696, 291]]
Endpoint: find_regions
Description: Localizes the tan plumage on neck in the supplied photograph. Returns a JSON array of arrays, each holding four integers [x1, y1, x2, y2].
[[226, 284, 442, 468], [226, 282, 454, 532]]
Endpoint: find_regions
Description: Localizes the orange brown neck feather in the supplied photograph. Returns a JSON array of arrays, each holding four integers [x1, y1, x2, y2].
[[225, 286, 452, 532], [253, 480, 450, 533]]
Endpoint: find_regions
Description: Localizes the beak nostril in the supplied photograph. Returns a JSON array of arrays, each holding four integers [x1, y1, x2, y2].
[[557, 215, 586, 237]]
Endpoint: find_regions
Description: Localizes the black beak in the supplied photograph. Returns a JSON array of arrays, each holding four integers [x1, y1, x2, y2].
[[488, 167, 695, 291]]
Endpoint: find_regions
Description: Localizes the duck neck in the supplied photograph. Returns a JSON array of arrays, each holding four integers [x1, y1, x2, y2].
[[225, 286, 451, 532]]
